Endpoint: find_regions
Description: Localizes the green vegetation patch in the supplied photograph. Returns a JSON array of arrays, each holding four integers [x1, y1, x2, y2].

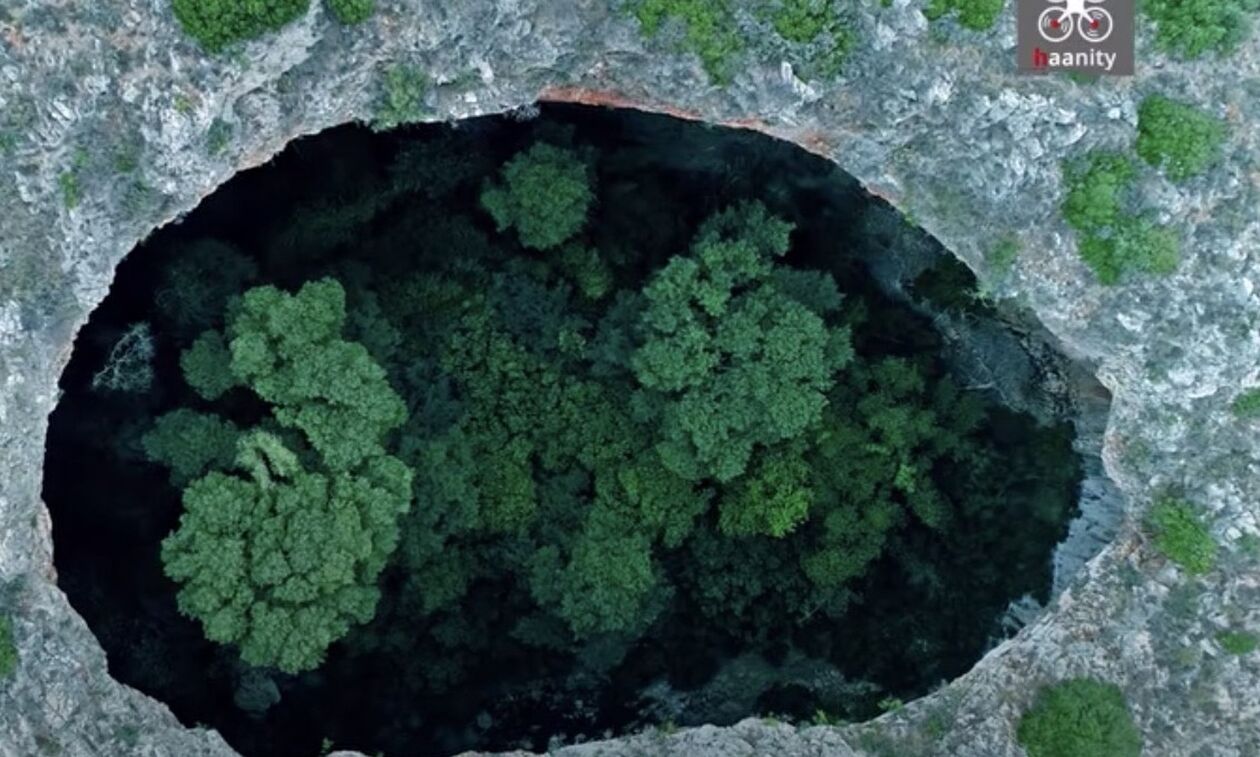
[[328, 0, 374, 24], [1061, 151, 1178, 285], [480, 144, 595, 251], [1217, 630, 1259, 655], [924, 0, 1005, 30], [372, 65, 429, 131], [1148, 497, 1217, 575], [172, 0, 310, 52], [769, 0, 855, 79], [630, 0, 746, 81], [0, 615, 15, 678], [1017, 679, 1142, 757], [1136, 95, 1226, 182], [1142, 0, 1259, 59], [149, 280, 412, 673], [628, 0, 857, 82], [1231, 388, 1260, 418]]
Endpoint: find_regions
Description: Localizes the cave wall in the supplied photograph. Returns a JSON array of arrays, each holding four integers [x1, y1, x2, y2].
[[1, 1, 1258, 755]]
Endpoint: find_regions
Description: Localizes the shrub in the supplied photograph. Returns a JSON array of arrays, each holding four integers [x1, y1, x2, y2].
[[0, 615, 15, 678], [1217, 630, 1258, 655], [1136, 95, 1226, 181], [480, 143, 594, 251], [1231, 388, 1260, 418], [1017, 679, 1142, 757], [1061, 151, 1179, 284], [629, 0, 745, 81], [1142, 0, 1259, 59], [770, 0, 855, 78], [372, 65, 429, 131], [172, 0, 310, 52], [924, 0, 1005, 30], [1148, 497, 1217, 575], [327, 0, 374, 24]]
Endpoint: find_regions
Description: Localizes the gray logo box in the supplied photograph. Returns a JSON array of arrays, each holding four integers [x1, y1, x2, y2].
[[1017, 0, 1134, 75]]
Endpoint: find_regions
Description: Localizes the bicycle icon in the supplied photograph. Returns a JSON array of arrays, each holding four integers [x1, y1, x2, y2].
[[1038, 0, 1114, 43]]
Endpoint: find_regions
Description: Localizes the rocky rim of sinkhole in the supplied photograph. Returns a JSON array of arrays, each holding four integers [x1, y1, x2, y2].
[[0, 2, 1258, 756]]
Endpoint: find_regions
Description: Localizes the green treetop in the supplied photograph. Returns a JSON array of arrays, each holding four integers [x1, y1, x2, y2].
[[630, 202, 854, 482], [481, 143, 594, 251], [148, 278, 412, 672], [163, 432, 412, 673]]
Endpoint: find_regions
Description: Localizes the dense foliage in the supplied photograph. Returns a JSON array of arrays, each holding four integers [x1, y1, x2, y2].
[[1061, 151, 1178, 285], [924, 0, 1005, 30], [628, 0, 856, 82], [48, 109, 1081, 756], [172, 0, 310, 52], [1142, 0, 1259, 58], [1231, 387, 1260, 418], [146, 280, 412, 672], [1136, 95, 1226, 182], [328, 0, 375, 24], [1016, 679, 1142, 757], [1217, 630, 1259, 655]]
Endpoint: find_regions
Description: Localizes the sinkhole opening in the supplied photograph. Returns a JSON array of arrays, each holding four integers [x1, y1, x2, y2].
[[45, 104, 1090, 756]]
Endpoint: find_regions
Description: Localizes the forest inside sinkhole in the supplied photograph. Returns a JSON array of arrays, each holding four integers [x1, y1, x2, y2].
[[44, 104, 1083, 756]]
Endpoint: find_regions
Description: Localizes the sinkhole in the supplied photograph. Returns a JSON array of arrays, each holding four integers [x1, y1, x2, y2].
[[45, 104, 1100, 756]]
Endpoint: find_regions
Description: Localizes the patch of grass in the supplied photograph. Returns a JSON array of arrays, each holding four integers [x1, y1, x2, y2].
[[1142, 0, 1259, 59], [1148, 497, 1217, 575], [328, 0, 374, 24], [1231, 388, 1260, 418], [924, 0, 1005, 30], [629, 0, 745, 82], [0, 615, 16, 678], [1017, 679, 1142, 757], [1061, 151, 1179, 285], [372, 64, 429, 131], [1216, 630, 1258, 655], [173, 0, 310, 52], [1136, 95, 1226, 182]]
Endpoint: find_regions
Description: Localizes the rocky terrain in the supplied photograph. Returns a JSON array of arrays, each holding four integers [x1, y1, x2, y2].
[[1, 1, 1258, 755]]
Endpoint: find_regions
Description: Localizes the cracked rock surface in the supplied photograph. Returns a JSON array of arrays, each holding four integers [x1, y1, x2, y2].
[[1, 1, 1258, 755]]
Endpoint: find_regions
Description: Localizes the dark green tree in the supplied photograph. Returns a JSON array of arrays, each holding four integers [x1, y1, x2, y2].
[[481, 143, 594, 251], [149, 279, 412, 672], [630, 202, 853, 482]]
